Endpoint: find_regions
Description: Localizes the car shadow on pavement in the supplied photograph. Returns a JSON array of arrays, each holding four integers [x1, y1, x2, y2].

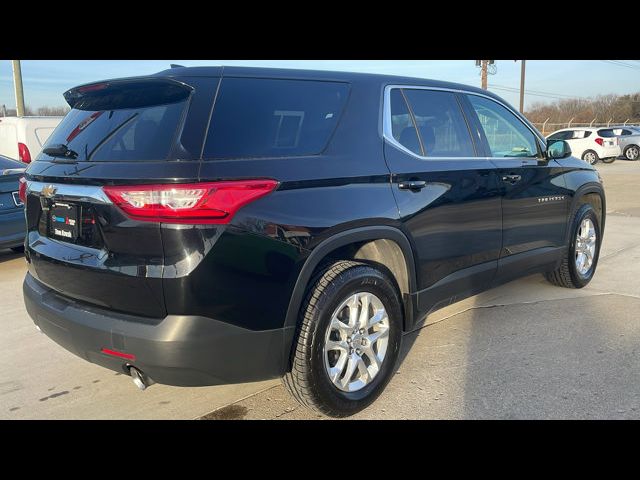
[[0, 249, 23, 264]]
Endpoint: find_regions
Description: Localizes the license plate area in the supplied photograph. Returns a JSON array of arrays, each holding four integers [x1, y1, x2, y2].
[[49, 202, 80, 241]]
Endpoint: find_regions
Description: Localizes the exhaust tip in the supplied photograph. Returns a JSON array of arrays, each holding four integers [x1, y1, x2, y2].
[[128, 366, 148, 391]]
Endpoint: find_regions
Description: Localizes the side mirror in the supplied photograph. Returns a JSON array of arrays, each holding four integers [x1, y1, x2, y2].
[[546, 140, 571, 160]]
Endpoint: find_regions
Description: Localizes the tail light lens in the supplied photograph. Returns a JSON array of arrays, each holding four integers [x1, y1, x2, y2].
[[103, 180, 279, 224], [18, 143, 31, 163], [595, 138, 604, 146], [18, 177, 27, 204]]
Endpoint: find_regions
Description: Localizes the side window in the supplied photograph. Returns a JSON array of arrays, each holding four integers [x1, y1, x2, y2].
[[573, 130, 591, 139], [467, 95, 539, 158], [389, 89, 421, 155], [402, 89, 475, 157], [597, 129, 615, 138], [583, 131, 592, 138], [203, 78, 349, 159], [548, 131, 568, 141]]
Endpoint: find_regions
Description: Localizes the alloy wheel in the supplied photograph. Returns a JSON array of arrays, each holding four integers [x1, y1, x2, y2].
[[575, 218, 596, 275], [323, 292, 390, 392]]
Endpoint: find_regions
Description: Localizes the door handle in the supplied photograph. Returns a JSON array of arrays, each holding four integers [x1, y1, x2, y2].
[[398, 180, 427, 191], [502, 174, 522, 183]]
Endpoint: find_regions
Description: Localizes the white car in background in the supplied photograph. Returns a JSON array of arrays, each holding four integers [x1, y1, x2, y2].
[[546, 127, 621, 165], [0, 116, 64, 163]]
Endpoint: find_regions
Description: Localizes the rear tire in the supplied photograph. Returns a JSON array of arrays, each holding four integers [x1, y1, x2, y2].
[[283, 260, 403, 418], [582, 150, 599, 165], [545, 204, 600, 289], [624, 145, 639, 161]]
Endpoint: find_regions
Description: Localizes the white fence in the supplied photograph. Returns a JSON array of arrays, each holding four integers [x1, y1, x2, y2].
[[532, 118, 640, 136]]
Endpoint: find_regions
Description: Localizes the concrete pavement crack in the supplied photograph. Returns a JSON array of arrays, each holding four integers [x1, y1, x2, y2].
[[195, 383, 281, 420], [414, 292, 639, 333], [600, 243, 640, 261]]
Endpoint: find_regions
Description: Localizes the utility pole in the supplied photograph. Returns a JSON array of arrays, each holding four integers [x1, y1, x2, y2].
[[480, 60, 488, 90], [11, 60, 26, 117], [519, 60, 526, 113]]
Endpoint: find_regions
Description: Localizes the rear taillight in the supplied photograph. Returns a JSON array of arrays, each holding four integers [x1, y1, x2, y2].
[[595, 138, 604, 146], [18, 143, 31, 163], [18, 177, 27, 204], [103, 180, 279, 224]]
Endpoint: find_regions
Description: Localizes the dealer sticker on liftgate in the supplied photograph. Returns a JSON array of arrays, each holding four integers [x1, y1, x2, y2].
[[49, 202, 79, 241]]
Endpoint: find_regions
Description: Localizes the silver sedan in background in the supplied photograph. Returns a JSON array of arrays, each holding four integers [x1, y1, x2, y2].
[[608, 126, 640, 160]]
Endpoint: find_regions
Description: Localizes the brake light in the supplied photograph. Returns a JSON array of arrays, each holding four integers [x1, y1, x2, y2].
[[18, 143, 31, 163], [103, 180, 279, 224], [78, 83, 109, 93], [595, 138, 604, 146], [18, 177, 27, 204]]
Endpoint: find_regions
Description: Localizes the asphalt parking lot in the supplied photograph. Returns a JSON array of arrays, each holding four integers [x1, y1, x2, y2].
[[2, 159, 639, 419]]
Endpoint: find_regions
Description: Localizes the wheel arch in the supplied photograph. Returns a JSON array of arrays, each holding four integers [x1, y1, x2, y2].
[[282, 226, 418, 371], [624, 143, 639, 156], [567, 183, 606, 244]]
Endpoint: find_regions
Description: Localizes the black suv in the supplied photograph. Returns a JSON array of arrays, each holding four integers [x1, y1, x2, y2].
[[22, 66, 605, 417]]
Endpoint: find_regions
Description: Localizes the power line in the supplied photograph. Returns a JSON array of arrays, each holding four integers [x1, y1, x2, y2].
[[601, 60, 640, 70], [489, 84, 586, 101], [491, 83, 585, 99]]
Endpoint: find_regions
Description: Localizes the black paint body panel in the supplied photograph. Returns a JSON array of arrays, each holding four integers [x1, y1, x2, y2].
[[22, 66, 605, 385]]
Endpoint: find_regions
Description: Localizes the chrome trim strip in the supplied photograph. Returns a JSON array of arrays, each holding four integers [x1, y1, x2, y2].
[[2, 168, 26, 176], [382, 84, 546, 161], [26, 181, 112, 204]]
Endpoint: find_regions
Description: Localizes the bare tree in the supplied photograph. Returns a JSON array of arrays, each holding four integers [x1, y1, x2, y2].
[[36, 106, 70, 116], [525, 91, 640, 124]]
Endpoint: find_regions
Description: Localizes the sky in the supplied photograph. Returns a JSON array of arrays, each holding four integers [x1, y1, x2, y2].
[[1, 60, 639, 112]]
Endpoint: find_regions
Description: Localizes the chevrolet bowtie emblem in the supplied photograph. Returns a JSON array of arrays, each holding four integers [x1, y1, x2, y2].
[[41, 184, 57, 198]]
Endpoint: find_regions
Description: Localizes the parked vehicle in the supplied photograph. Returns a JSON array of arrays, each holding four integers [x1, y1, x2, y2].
[[0, 116, 64, 163], [0, 154, 26, 251], [601, 126, 640, 161], [22, 67, 606, 417], [546, 127, 620, 164]]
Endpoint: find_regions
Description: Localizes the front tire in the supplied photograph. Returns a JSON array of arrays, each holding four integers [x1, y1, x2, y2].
[[545, 204, 601, 288], [624, 145, 639, 161], [582, 150, 599, 165], [283, 261, 403, 417]]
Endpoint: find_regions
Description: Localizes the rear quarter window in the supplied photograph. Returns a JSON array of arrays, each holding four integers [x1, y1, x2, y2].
[[597, 129, 616, 138], [203, 78, 350, 159]]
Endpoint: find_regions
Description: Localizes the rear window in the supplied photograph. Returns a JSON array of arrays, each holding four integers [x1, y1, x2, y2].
[[597, 129, 616, 138], [203, 78, 349, 159], [38, 80, 190, 162]]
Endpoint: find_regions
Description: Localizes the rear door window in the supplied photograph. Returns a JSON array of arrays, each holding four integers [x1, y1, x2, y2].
[[399, 89, 475, 157], [38, 80, 191, 162], [203, 78, 349, 159], [389, 89, 421, 155]]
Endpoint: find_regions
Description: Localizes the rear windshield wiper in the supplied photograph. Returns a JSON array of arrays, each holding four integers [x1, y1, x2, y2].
[[42, 144, 79, 161]]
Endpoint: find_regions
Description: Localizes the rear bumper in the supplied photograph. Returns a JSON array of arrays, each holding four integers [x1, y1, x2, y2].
[[599, 146, 621, 158], [23, 273, 285, 386]]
